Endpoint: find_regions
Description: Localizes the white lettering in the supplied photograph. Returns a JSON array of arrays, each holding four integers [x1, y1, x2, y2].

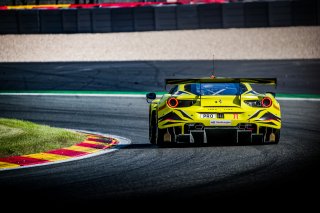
[[210, 120, 232, 126]]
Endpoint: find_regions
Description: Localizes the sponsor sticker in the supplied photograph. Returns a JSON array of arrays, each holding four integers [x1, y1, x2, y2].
[[200, 114, 216, 119], [210, 120, 232, 126]]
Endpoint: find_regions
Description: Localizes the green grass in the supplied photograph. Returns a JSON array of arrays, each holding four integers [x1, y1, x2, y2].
[[0, 118, 86, 158]]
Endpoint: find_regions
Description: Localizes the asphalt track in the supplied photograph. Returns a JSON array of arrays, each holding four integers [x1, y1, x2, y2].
[[0, 60, 320, 208], [1, 60, 320, 94]]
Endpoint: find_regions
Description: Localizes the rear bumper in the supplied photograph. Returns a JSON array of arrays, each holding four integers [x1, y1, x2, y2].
[[176, 128, 268, 144]]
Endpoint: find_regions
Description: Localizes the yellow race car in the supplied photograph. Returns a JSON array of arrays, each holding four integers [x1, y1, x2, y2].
[[146, 77, 281, 146]]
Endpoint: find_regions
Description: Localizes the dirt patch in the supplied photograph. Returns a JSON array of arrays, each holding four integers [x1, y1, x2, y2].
[[0, 26, 319, 62]]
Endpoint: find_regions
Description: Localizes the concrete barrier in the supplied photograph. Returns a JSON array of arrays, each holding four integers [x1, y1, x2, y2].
[[111, 8, 134, 32], [62, 10, 77, 33], [268, 1, 292, 27], [176, 5, 199, 30], [244, 2, 268, 28], [134, 6, 155, 31], [154, 5, 177, 31], [292, 0, 317, 26], [77, 9, 92, 33], [198, 3, 222, 29], [222, 3, 244, 28], [0, 1, 319, 34], [17, 10, 40, 34], [40, 10, 62, 33], [0, 10, 18, 33]]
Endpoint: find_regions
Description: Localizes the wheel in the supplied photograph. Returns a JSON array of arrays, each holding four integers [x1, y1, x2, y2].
[[156, 126, 165, 147], [265, 129, 280, 144], [274, 129, 280, 144], [149, 112, 156, 144]]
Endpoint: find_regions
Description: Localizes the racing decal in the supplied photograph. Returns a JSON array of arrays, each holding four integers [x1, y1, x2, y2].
[[200, 113, 216, 119], [210, 120, 232, 125], [256, 121, 277, 126], [258, 112, 281, 122], [158, 111, 185, 122], [176, 109, 193, 120], [217, 113, 224, 118], [174, 91, 190, 95], [163, 121, 182, 126], [246, 90, 260, 95], [248, 110, 264, 120]]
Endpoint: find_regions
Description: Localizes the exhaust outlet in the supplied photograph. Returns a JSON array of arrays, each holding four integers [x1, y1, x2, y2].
[[194, 124, 204, 130]]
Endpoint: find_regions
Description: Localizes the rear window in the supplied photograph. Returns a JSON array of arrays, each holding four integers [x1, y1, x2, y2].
[[184, 83, 247, 96]]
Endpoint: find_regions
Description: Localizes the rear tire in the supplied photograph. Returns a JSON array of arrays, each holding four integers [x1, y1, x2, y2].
[[156, 127, 165, 147], [149, 112, 156, 144], [274, 129, 280, 144], [265, 129, 280, 144]]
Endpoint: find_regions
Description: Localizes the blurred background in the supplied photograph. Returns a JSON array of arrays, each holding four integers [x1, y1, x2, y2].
[[1, 0, 293, 6]]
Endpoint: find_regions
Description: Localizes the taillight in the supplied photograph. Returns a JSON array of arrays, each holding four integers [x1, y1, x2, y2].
[[261, 97, 272, 108], [167, 97, 179, 108], [244, 97, 273, 108]]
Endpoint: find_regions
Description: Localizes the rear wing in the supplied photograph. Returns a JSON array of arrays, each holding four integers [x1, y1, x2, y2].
[[165, 78, 277, 86]]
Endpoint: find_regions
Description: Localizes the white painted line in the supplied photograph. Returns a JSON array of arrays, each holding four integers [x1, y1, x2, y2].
[[0, 93, 147, 98], [277, 97, 320, 101], [0, 130, 131, 171]]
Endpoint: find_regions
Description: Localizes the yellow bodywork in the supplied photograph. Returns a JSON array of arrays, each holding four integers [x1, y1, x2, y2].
[[149, 82, 281, 145]]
